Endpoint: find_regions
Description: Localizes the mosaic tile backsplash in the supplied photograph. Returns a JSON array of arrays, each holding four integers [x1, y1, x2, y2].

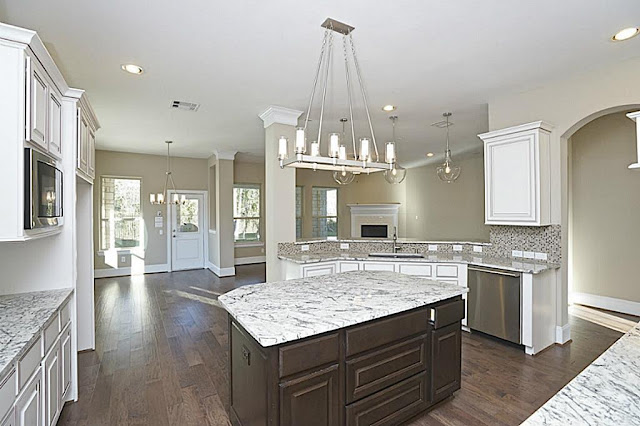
[[278, 225, 561, 264]]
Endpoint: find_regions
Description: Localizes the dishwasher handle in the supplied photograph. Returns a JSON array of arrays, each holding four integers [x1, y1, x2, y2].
[[468, 265, 521, 278]]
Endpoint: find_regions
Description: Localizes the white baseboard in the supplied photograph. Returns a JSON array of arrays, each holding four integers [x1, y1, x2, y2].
[[94, 263, 169, 278], [555, 323, 571, 344], [571, 292, 640, 317], [206, 261, 236, 277], [235, 256, 266, 265]]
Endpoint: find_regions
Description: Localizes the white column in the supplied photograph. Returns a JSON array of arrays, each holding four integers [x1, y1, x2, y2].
[[207, 150, 236, 277], [260, 106, 303, 282]]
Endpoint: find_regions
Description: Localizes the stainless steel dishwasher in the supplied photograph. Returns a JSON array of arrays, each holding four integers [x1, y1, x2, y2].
[[467, 266, 522, 344]]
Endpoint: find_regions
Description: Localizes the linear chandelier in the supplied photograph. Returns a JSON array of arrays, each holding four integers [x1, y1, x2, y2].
[[278, 18, 396, 176], [150, 141, 186, 205]]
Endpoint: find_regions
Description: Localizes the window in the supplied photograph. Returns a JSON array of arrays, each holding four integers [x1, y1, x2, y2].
[[234, 184, 261, 242], [296, 186, 303, 239], [312, 187, 338, 238], [100, 177, 142, 250]]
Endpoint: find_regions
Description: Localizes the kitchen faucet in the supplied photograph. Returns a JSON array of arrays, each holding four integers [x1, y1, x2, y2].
[[392, 226, 401, 253]]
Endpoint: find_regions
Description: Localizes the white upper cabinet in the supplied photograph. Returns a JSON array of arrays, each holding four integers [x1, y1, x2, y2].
[[76, 97, 98, 182], [47, 90, 62, 159], [479, 121, 553, 226], [26, 56, 49, 150]]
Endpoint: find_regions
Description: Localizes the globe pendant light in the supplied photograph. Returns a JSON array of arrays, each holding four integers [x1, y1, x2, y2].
[[436, 112, 461, 183], [384, 116, 406, 184], [333, 118, 355, 185]]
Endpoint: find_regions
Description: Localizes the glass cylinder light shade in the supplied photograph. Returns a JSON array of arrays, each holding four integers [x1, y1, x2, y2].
[[329, 133, 340, 158], [157, 193, 165, 204], [385, 142, 396, 164], [173, 193, 179, 204], [278, 136, 288, 160], [310, 141, 320, 157], [150, 194, 156, 204], [384, 164, 407, 184], [295, 127, 306, 154], [359, 138, 371, 162], [338, 145, 347, 160], [181, 195, 186, 204], [436, 150, 461, 183]]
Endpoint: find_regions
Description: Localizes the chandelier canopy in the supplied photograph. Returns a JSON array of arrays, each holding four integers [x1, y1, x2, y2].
[[278, 18, 397, 177]]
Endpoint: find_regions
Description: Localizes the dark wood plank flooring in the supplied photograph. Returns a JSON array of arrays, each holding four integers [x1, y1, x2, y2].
[[58, 265, 629, 426]]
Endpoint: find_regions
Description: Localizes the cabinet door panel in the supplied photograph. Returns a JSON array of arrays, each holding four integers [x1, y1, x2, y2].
[[78, 113, 89, 173], [339, 262, 360, 273], [61, 325, 71, 398], [430, 323, 461, 403], [48, 91, 62, 159], [363, 262, 395, 272], [15, 368, 41, 426], [0, 408, 14, 426], [44, 343, 60, 426], [280, 364, 340, 426], [88, 129, 96, 178], [303, 264, 336, 277], [28, 58, 48, 149]]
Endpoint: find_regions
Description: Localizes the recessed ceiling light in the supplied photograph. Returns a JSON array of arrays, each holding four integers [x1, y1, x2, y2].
[[612, 27, 639, 41], [121, 64, 144, 74], [382, 105, 396, 112], [426, 152, 434, 157]]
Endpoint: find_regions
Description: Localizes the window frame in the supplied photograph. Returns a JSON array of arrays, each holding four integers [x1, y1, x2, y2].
[[311, 186, 339, 238], [99, 175, 143, 252], [233, 183, 262, 244]]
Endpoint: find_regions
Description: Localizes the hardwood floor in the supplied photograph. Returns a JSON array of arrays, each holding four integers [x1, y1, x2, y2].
[[58, 265, 630, 426]]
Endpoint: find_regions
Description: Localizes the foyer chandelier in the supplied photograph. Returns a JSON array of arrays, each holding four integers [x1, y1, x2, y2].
[[149, 141, 186, 205], [277, 18, 396, 176], [436, 113, 461, 183]]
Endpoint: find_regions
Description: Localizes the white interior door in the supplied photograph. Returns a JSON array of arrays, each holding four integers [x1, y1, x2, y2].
[[171, 193, 205, 271]]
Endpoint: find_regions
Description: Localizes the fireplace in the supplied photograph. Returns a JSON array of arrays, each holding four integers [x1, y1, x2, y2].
[[361, 225, 388, 238]]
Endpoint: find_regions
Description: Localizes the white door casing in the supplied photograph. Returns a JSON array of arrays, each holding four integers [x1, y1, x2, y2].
[[169, 191, 206, 271]]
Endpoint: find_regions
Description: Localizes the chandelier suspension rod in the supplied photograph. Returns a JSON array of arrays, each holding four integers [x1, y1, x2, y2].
[[303, 29, 330, 132], [343, 36, 357, 159], [316, 30, 334, 149], [349, 34, 379, 162]]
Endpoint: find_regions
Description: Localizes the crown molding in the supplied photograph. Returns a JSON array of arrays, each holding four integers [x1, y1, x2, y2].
[[258, 106, 303, 128], [215, 150, 237, 161], [627, 111, 640, 122]]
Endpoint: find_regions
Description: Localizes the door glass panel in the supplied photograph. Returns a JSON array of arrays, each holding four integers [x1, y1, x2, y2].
[[177, 198, 199, 232]]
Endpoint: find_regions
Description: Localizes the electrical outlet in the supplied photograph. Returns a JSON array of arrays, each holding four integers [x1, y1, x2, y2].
[[428, 244, 438, 251], [523, 251, 535, 259], [535, 252, 548, 261], [340, 243, 350, 250], [301, 245, 310, 252], [453, 244, 462, 252], [473, 245, 483, 253], [512, 250, 523, 258], [261, 248, 265, 253], [159, 229, 163, 235], [121, 256, 126, 263]]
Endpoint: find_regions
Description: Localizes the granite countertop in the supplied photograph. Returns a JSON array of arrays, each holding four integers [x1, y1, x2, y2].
[[218, 271, 467, 347], [0, 289, 73, 381], [278, 251, 559, 274], [522, 321, 640, 425], [294, 239, 492, 246]]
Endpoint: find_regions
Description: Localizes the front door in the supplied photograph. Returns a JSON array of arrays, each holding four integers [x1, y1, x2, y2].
[[171, 193, 205, 270]]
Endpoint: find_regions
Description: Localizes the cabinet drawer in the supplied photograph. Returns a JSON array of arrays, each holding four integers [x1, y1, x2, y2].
[[398, 263, 432, 277], [429, 299, 465, 329], [0, 369, 16, 421], [435, 264, 458, 278], [60, 301, 71, 329], [346, 371, 428, 426], [346, 309, 427, 357], [346, 334, 427, 403], [363, 262, 395, 272], [279, 333, 340, 378], [43, 317, 60, 355], [18, 336, 41, 390], [302, 263, 336, 277]]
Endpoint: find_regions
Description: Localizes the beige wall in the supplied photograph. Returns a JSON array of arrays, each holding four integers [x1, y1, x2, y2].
[[405, 154, 489, 241], [570, 112, 639, 303], [234, 161, 265, 259], [295, 153, 488, 241], [94, 150, 208, 270]]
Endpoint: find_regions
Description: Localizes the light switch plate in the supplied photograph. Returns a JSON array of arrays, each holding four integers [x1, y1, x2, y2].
[[523, 251, 535, 259], [535, 252, 548, 261], [340, 243, 350, 250], [301, 245, 310, 252], [428, 244, 438, 251], [512, 250, 523, 258], [473, 245, 483, 253], [453, 244, 463, 252]]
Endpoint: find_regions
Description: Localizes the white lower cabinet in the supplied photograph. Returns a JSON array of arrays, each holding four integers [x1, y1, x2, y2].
[[338, 261, 360, 273], [43, 342, 60, 426], [60, 325, 72, 399], [15, 367, 42, 426], [302, 263, 336, 277], [363, 262, 396, 272], [1, 409, 14, 426]]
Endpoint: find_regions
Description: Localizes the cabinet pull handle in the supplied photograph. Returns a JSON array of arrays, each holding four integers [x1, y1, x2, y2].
[[241, 345, 251, 366]]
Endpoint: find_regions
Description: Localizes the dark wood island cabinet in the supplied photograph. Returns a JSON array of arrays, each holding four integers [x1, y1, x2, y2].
[[228, 296, 464, 426]]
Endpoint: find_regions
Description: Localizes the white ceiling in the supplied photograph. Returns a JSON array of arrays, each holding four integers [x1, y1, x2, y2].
[[1, 0, 639, 167]]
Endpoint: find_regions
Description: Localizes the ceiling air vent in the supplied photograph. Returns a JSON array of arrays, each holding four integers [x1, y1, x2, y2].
[[431, 119, 454, 128], [171, 100, 200, 111]]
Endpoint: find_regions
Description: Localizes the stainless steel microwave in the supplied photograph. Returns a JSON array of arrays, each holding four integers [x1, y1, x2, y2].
[[24, 148, 64, 230]]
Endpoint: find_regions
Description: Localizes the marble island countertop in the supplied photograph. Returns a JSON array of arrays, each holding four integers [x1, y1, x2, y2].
[[278, 251, 559, 275], [0, 289, 73, 381], [218, 271, 467, 347], [522, 321, 640, 426]]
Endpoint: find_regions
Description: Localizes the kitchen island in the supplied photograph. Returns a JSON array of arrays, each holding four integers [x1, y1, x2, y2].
[[218, 271, 467, 426]]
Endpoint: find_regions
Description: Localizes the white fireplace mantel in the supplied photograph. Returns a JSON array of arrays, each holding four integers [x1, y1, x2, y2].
[[348, 204, 400, 238]]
